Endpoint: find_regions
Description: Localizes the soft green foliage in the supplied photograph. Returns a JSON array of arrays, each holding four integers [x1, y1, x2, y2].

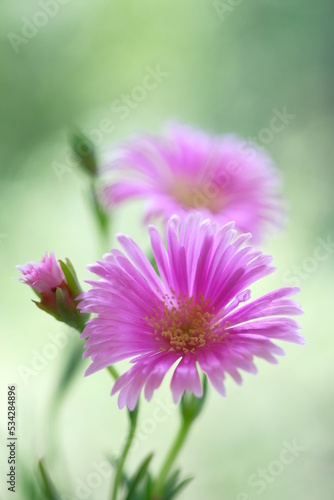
[[37, 459, 62, 500]]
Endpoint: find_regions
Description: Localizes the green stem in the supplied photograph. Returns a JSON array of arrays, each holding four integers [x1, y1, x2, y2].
[[90, 181, 111, 253], [107, 365, 120, 381], [111, 405, 139, 500], [153, 418, 191, 496]]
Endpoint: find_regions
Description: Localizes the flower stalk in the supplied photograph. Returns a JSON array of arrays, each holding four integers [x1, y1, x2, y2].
[[152, 376, 208, 498], [111, 403, 140, 500], [152, 418, 191, 498], [71, 129, 111, 249]]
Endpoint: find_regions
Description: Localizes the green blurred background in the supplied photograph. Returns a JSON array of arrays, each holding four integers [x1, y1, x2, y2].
[[1, 0, 334, 498]]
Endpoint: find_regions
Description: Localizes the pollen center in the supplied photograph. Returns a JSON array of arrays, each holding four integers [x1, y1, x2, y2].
[[170, 177, 225, 213], [147, 293, 225, 354]]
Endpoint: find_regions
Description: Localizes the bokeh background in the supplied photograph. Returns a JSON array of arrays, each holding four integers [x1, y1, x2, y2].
[[1, 1, 334, 499]]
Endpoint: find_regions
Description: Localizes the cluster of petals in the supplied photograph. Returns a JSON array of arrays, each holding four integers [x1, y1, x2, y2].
[[101, 122, 282, 242], [79, 214, 303, 410], [17, 252, 64, 294]]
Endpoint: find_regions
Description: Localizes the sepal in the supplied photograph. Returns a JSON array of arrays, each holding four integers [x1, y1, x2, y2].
[[180, 375, 208, 423]]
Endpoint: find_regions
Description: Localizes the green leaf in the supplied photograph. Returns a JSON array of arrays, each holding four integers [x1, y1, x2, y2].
[[33, 300, 61, 321], [138, 472, 153, 500], [31, 287, 41, 299], [162, 470, 193, 500], [108, 455, 130, 487], [125, 453, 153, 500], [64, 258, 76, 276], [55, 288, 77, 326], [166, 476, 193, 499], [59, 259, 83, 300], [20, 462, 45, 500], [162, 469, 181, 498], [145, 472, 153, 496], [37, 459, 61, 500]]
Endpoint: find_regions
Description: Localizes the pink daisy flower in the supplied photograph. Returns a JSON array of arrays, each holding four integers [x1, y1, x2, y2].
[[79, 214, 303, 411], [101, 123, 282, 242], [17, 252, 65, 294]]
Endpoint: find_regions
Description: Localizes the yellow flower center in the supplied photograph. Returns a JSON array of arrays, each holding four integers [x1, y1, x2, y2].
[[170, 176, 225, 213], [146, 293, 227, 354]]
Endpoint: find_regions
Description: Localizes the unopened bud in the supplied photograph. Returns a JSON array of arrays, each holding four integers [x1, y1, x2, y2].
[[71, 130, 98, 177], [17, 253, 89, 331], [180, 375, 208, 423]]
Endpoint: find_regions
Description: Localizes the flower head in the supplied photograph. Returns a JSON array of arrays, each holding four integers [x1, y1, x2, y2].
[[17, 252, 65, 294], [101, 122, 282, 242], [17, 253, 87, 329], [79, 214, 303, 410]]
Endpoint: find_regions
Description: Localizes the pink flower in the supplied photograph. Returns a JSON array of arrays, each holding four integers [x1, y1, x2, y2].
[[79, 214, 303, 411], [17, 253, 87, 328], [17, 252, 64, 294], [101, 122, 282, 242]]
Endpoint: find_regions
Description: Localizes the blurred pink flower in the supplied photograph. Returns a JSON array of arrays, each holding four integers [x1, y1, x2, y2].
[[102, 123, 283, 242], [17, 252, 64, 294], [79, 214, 303, 411]]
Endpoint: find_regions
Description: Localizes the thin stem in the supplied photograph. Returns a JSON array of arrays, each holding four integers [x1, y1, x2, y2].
[[153, 418, 191, 496], [111, 406, 139, 500], [107, 365, 120, 381], [90, 181, 111, 253], [107, 362, 138, 500]]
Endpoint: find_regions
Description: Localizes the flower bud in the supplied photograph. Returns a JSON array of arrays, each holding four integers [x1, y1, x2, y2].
[[180, 375, 208, 423], [17, 253, 89, 331], [71, 130, 98, 177]]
